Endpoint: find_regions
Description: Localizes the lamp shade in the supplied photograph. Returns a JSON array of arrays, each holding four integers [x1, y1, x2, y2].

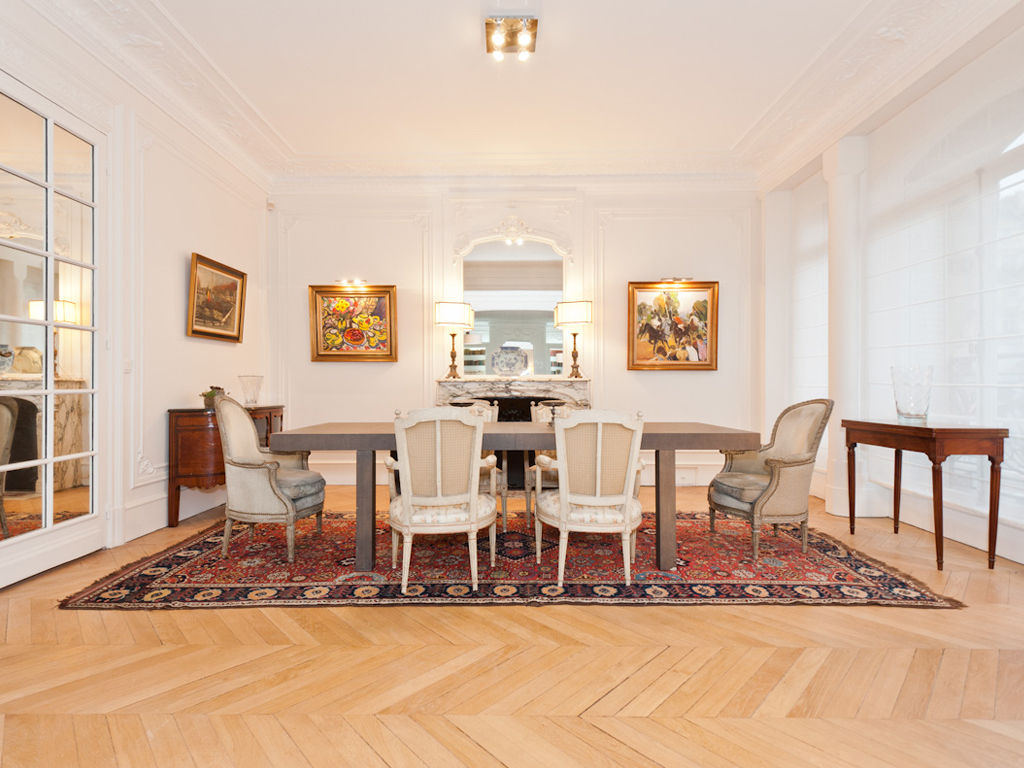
[[28, 299, 77, 323], [434, 301, 474, 329], [553, 300, 592, 327]]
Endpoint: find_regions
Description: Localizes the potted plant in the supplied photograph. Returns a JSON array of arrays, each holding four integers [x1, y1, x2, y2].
[[200, 386, 225, 409]]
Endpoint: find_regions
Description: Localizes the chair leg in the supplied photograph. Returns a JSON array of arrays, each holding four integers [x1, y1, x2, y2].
[[248, 524, 255, 542], [468, 531, 479, 592], [621, 531, 631, 586], [524, 453, 532, 521], [773, 523, 779, 537], [630, 528, 637, 563], [0, 499, 8, 538], [801, 521, 808, 552], [557, 530, 569, 587], [286, 524, 296, 563], [316, 510, 323, 534], [501, 485, 507, 533], [391, 529, 399, 568], [752, 526, 760, 561], [709, 506, 716, 532], [222, 518, 233, 557], [401, 533, 414, 594], [535, 518, 543, 564], [489, 522, 496, 567]]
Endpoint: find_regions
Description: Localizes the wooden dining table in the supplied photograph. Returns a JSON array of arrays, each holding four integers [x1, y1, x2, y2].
[[270, 420, 760, 571]]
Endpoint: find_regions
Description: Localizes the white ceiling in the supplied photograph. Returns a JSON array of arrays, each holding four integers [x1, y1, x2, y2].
[[40, 0, 1024, 185]]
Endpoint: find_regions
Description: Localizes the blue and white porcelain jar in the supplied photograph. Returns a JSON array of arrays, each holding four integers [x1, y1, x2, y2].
[[0, 344, 12, 374]]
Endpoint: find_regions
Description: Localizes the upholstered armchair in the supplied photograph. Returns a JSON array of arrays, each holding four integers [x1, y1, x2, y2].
[[0, 397, 18, 538], [213, 395, 325, 562], [524, 399, 582, 525], [451, 399, 510, 531], [708, 398, 834, 559], [385, 406, 498, 594], [533, 409, 644, 586]]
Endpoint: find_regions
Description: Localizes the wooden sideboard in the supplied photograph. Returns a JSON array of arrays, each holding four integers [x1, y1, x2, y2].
[[167, 405, 284, 526]]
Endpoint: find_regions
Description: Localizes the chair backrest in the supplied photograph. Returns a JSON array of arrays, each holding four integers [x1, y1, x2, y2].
[[766, 399, 834, 458], [0, 398, 17, 465], [552, 409, 644, 514], [530, 398, 582, 424], [213, 395, 265, 464], [394, 406, 487, 518], [449, 398, 499, 423]]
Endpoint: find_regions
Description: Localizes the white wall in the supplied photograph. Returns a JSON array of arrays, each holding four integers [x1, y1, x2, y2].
[[0, 0, 270, 558], [270, 186, 763, 485]]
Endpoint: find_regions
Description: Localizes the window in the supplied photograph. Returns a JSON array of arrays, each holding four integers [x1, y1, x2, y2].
[[0, 91, 96, 541]]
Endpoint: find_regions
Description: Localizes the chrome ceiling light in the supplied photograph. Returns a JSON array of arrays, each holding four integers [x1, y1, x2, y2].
[[485, 16, 538, 62]]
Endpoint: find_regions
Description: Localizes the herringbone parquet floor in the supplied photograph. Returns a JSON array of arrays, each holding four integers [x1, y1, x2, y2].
[[2, 486, 1023, 767]]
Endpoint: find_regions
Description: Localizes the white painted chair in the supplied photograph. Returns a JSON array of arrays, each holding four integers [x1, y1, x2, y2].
[[0, 397, 18, 538], [450, 398, 510, 531], [524, 399, 583, 525], [385, 406, 499, 594], [533, 409, 644, 586], [708, 398, 834, 559], [213, 394, 325, 562]]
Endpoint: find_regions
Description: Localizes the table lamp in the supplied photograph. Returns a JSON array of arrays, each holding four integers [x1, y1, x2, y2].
[[434, 301, 474, 379], [554, 300, 592, 379]]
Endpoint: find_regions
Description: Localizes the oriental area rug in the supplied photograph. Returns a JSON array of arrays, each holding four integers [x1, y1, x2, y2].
[[62, 507, 960, 609]]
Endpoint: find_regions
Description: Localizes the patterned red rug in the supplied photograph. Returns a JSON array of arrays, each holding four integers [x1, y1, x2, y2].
[[61, 508, 960, 609]]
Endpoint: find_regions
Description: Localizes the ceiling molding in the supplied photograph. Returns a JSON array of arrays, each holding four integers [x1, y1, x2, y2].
[[740, 0, 1024, 190]]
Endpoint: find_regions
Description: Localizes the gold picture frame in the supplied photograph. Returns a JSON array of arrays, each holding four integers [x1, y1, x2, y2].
[[627, 280, 719, 370], [186, 253, 247, 343], [308, 284, 398, 362]]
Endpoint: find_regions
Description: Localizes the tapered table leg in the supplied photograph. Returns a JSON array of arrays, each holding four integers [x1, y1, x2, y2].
[[355, 449, 376, 571], [655, 449, 676, 571], [846, 443, 857, 534], [989, 457, 1002, 569], [893, 449, 902, 533], [931, 460, 945, 570]]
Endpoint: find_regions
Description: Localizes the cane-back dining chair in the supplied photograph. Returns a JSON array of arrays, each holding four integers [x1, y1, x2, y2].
[[213, 395, 325, 563], [533, 409, 644, 586], [524, 399, 583, 525], [450, 398, 510, 531], [385, 406, 499, 594], [707, 398, 833, 559]]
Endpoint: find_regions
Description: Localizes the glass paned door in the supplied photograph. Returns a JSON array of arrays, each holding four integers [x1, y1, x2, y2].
[[0, 85, 98, 572]]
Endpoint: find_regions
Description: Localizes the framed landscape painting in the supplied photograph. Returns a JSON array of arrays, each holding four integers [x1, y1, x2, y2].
[[627, 280, 718, 370], [308, 284, 397, 362], [186, 253, 247, 343]]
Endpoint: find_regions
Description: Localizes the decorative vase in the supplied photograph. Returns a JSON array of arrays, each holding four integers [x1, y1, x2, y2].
[[891, 364, 932, 423], [238, 375, 263, 406], [201, 386, 225, 410], [0, 344, 12, 374]]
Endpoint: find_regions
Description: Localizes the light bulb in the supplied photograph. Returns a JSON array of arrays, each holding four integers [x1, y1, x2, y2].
[[491, 30, 505, 47], [493, 50, 504, 62], [515, 237, 524, 245], [505, 238, 513, 245], [518, 51, 530, 62], [517, 30, 532, 46]]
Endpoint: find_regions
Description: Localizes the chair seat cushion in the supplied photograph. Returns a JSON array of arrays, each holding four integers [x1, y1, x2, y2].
[[535, 491, 642, 527], [390, 494, 497, 526], [711, 472, 770, 503], [276, 468, 326, 501]]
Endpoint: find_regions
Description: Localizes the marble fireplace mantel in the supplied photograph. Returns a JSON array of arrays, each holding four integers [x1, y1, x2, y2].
[[436, 376, 591, 405]]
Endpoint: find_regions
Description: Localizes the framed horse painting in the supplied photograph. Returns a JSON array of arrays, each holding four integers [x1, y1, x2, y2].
[[627, 281, 718, 370]]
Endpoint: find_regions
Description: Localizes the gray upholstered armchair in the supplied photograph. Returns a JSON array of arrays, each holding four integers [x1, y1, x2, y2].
[[708, 398, 833, 559], [0, 397, 18, 538], [213, 394, 325, 562]]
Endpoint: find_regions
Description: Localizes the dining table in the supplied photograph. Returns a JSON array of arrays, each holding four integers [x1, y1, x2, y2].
[[270, 420, 761, 571]]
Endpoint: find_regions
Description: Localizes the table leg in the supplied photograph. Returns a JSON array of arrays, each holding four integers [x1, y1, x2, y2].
[[846, 443, 857, 534], [893, 449, 902, 534], [931, 460, 945, 570], [355, 449, 376, 571], [654, 449, 676, 571], [989, 457, 1002, 569], [168, 483, 180, 527]]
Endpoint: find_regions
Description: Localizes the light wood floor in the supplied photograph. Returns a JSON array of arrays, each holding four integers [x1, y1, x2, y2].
[[2, 486, 1023, 767]]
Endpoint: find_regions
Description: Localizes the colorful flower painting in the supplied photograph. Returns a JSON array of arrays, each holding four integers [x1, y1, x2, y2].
[[627, 281, 718, 370], [308, 285, 397, 362]]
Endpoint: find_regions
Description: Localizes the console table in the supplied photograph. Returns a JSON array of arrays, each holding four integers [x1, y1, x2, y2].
[[167, 405, 283, 526], [842, 419, 1008, 569]]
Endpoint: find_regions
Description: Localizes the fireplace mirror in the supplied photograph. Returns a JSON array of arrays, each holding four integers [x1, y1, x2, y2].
[[462, 240, 563, 376]]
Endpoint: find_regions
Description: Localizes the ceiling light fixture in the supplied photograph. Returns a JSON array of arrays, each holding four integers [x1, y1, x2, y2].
[[485, 16, 537, 62]]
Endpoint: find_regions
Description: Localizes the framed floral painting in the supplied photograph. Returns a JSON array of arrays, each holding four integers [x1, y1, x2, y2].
[[627, 280, 718, 370], [186, 253, 247, 343], [308, 284, 397, 362]]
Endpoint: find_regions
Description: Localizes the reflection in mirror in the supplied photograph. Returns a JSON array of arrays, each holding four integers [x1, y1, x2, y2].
[[53, 457, 91, 527], [463, 241, 562, 376], [0, 244, 45, 322], [0, 170, 45, 249], [54, 126, 93, 202], [0, 320, 46, 383], [55, 393, 91, 456], [54, 194, 93, 263]]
